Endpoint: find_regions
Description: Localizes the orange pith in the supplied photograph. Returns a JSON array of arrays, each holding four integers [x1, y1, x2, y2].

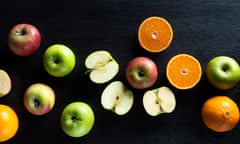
[[138, 16, 173, 53], [201, 96, 240, 132], [166, 53, 202, 90], [0, 104, 19, 142]]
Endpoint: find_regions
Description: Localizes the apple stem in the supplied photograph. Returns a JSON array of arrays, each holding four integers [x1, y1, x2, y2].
[[16, 28, 27, 36], [34, 99, 41, 108], [129, 68, 147, 82], [84, 69, 92, 75], [53, 57, 60, 64], [221, 65, 228, 72], [71, 116, 79, 122], [138, 71, 145, 77]]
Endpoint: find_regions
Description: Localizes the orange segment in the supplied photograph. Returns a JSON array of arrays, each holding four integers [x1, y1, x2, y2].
[[201, 96, 240, 132], [138, 16, 173, 53], [166, 53, 202, 90]]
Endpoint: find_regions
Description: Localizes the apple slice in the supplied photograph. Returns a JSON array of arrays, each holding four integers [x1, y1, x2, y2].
[[85, 50, 119, 84], [143, 86, 176, 116], [101, 81, 134, 115], [0, 69, 12, 97]]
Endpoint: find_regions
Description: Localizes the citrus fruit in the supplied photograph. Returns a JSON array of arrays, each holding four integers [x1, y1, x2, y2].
[[201, 96, 240, 132], [0, 104, 19, 142], [166, 53, 202, 90], [138, 16, 173, 53]]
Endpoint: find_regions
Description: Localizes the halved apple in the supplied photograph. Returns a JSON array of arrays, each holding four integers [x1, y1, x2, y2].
[[101, 81, 134, 115], [0, 69, 12, 97], [143, 86, 176, 116], [85, 50, 119, 84]]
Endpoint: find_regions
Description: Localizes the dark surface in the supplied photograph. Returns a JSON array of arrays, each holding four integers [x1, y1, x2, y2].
[[1, 0, 240, 143]]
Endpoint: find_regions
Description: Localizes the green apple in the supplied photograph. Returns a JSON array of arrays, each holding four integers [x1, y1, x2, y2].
[[43, 44, 76, 77], [23, 83, 55, 115], [60, 102, 95, 138], [143, 86, 176, 116], [101, 81, 134, 115], [0, 69, 12, 97], [206, 56, 240, 90], [85, 50, 119, 84]]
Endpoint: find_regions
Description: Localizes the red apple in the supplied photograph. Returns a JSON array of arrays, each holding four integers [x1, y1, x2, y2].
[[23, 83, 55, 115], [126, 57, 158, 89], [8, 23, 41, 56]]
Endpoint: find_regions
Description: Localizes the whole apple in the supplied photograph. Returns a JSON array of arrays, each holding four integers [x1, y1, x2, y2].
[[8, 23, 41, 56], [23, 83, 55, 115], [206, 56, 240, 90], [60, 102, 95, 138], [126, 57, 158, 89], [43, 44, 76, 77]]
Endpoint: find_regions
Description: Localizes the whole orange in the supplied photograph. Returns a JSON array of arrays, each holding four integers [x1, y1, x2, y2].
[[201, 96, 240, 132], [0, 104, 19, 142]]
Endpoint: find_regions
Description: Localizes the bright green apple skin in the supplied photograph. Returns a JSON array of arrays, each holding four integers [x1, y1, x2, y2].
[[206, 56, 240, 90], [61, 102, 95, 138], [24, 83, 55, 115], [43, 44, 76, 77]]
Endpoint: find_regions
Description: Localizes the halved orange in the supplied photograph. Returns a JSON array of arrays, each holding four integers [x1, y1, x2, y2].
[[166, 53, 202, 90], [138, 16, 173, 53]]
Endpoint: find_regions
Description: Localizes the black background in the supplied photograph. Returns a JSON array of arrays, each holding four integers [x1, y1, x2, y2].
[[1, 0, 240, 143]]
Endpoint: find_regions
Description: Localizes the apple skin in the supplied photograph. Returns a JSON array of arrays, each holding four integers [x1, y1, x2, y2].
[[23, 83, 55, 115], [60, 102, 95, 138], [206, 56, 240, 90], [8, 23, 41, 56], [43, 44, 76, 77], [126, 57, 158, 89]]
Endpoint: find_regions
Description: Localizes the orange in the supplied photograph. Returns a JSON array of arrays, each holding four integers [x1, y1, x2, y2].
[[0, 104, 19, 142], [166, 53, 202, 90], [201, 96, 240, 132], [138, 16, 173, 53]]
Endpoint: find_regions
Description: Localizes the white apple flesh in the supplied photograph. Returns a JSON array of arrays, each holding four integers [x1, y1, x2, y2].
[[0, 69, 12, 97], [143, 86, 176, 116], [85, 50, 119, 84], [101, 81, 134, 115]]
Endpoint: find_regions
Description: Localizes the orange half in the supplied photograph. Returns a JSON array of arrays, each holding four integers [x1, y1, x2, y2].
[[138, 16, 173, 53], [166, 53, 202, 90]]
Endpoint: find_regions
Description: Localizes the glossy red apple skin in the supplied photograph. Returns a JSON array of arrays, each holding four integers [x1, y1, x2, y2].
[[8, 23, 41, 56], [126, 57, 158, 89]]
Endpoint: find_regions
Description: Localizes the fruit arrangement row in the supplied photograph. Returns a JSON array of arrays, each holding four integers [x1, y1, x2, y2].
[[1, 16, 240, 142]]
